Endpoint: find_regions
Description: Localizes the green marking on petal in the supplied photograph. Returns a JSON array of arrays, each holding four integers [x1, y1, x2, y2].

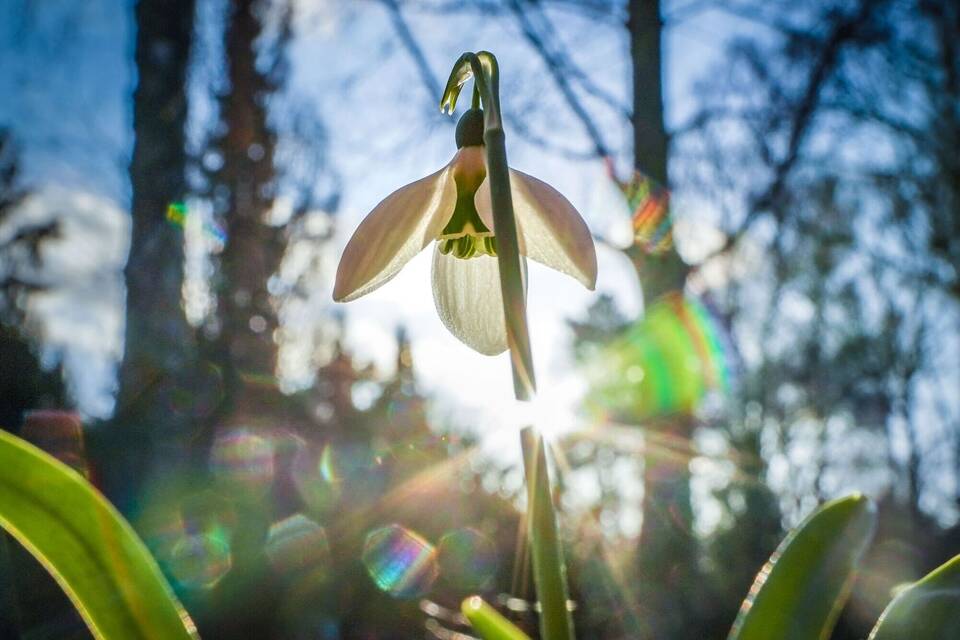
[[438, 164, 496, 259], [438, 235, 496, 259]]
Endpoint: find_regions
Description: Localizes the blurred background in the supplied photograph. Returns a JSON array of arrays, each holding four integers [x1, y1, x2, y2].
[[1, 0, 958, 638]]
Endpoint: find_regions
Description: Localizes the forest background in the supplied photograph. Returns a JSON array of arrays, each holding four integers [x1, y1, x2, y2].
[[1, 0, 958, 638]]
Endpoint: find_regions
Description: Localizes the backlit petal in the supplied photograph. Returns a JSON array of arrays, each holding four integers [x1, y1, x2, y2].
[[431, 247, 508, 355], [476, 170, 597, 289], [333, 166, 456, 302]]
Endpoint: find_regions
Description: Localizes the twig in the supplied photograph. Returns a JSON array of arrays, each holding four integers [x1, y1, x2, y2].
[[507, 0, 612, 158], [378, 0, 446, 111], [693, 0, 886, 268]]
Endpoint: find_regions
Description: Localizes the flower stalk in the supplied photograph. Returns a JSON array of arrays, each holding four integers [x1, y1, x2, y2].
[[520, 426, 575, 640], [441, 52, 574, 640], [442, 51, 535, 398]]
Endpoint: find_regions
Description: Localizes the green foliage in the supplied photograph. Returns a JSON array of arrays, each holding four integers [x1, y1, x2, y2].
[[0, 429, 198, 640], [728, 494, 876, 640], [868, 554, 960, 640], [462, 596, 532, 640]]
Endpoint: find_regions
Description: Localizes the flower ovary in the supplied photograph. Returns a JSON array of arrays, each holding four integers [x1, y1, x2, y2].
[[438, 235, 496, 259]]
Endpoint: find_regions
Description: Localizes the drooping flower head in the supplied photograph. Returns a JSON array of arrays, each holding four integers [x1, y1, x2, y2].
[[334, 108, 597, 355]]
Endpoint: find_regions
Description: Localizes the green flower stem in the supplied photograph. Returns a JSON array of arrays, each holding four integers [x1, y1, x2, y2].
[[521, 427, 575, 640], [462, 596, 532, 640], [442, 51, 535, 399], [440, 52, 575, 640]]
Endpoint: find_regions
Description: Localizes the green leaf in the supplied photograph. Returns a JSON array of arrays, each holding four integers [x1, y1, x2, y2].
[[728, 493, 876, 640], [868, 554, 960, 639], [0, 429, 198, 640], [462, 596, 532, 640]]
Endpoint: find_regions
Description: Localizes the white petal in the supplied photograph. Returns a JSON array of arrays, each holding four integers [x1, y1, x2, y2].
[[333, 166, 456, 302], [476, 170, 597, 289], [431, 247, 508, 355]]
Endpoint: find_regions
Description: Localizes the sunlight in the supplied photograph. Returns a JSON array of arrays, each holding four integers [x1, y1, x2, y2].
[[501, 394, 577, 445], [3, 1, 958, 638]]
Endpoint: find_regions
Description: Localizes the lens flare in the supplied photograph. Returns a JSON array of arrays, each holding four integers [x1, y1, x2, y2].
[[167, 530, 232, 590], [161, 361, 224, 420], [265, 513, 329, 574], [362, 524, 438, 599], [210, 428, 275, 494], [291, 445, 341, 514], [590, 292, 734, 418], [318, 442, 386, 502], [167, 201, 226, 245], [438, 528, 498, 590], [319, 442, 379, 483], [179, 491, 237, 539], [607, 165, 673, 255]]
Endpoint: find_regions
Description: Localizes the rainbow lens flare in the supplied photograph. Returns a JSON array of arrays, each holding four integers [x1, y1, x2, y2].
[[210, 428, 276, 494], [613, 170, 673, 255], [166, 201, 227, 245], [318, 442, 386, 502], [362, 524, 438, 599], [264, 513, 329, 574], [291, 445, 341, 514], [167, 530, 232, 590], [591, 292, 734, 419], [437, 528, 498, 590], [319, 442, 379, 484]]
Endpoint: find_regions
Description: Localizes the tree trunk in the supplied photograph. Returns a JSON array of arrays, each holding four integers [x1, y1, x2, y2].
[[627, 0, 688, 302], [192, 4, 288, 636], [105, 0, 196, 513], [212, 0, 286, 420], [627, 1, 698, 637]]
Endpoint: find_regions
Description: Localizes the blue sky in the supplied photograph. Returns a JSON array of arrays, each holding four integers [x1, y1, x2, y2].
[[0, 0, 753, 426], [7, 0, 959, 529]]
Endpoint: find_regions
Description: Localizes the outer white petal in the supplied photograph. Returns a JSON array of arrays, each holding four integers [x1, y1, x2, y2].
[[333, 166, 456, 302], [431, 247, 508, 356], [476, 170, 597, 290]]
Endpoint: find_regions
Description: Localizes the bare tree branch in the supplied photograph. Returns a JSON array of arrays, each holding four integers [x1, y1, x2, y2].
[[378, 0, 446, 113], [694, 0, 887, 269], [522, 1, 632, 120], [411, 0, 624, 26], [508, 0, 612, 157], [503, 111, 599, 160]]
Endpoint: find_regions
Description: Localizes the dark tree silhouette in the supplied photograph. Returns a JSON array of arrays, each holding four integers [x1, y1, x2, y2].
[[106, 0, 197, 514]]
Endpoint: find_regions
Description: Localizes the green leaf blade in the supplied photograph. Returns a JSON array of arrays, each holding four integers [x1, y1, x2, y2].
[[462, 596, 532, 640], [0, 429, 198, 640], [868, 554, 960, 640], [728, 493, 877, 640]]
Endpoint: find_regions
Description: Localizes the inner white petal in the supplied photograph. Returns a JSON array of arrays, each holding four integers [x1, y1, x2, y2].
[[431, 247, 508, 356]]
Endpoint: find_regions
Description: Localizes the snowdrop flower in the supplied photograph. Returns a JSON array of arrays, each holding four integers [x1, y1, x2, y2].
[[333, 109, 597, 355]]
